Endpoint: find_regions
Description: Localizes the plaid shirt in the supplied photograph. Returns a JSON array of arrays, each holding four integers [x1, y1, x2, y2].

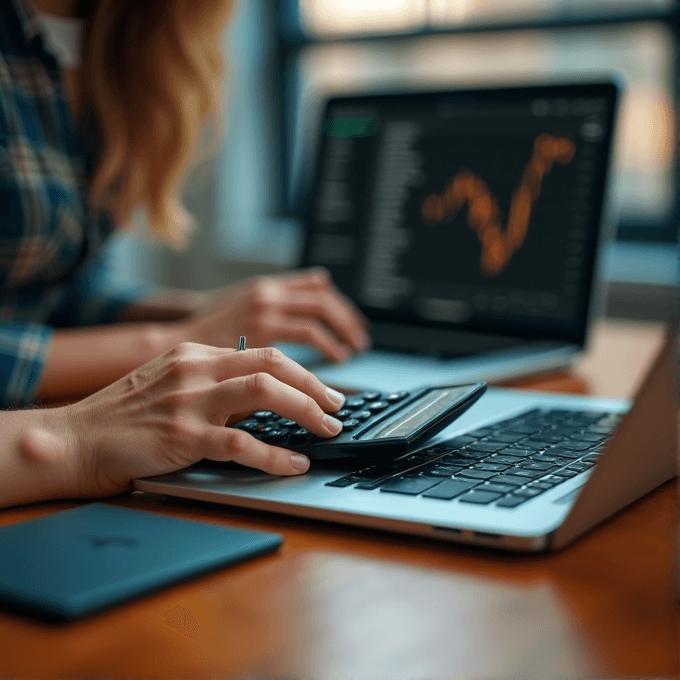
[[0, 0, 150, 406]]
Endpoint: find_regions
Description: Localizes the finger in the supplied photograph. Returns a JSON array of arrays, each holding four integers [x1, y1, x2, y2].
[[278, 270, 371, 351], [283, 267, 369, 324], [328, 282, 371, 329], [216, 347, 346, 412], [204, 426, 310, 476], [280, 288, 370, 352], [207, 372, 344, 438], [275, 266, 333, 288], [259, 268, 371, 351], [273, 317, 354, 363], [293, 268, 370, 325]]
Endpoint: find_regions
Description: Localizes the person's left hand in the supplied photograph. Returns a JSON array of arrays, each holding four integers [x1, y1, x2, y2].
[[177, 267, 370, 362]]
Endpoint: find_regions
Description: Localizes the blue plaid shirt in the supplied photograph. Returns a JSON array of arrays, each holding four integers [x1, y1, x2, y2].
[[0, 0, 150, 406]]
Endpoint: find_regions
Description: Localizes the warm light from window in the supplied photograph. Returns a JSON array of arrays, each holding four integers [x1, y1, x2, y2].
[[429, 0, 674, 27], [299, 0, 674, 36], [300, 0, 428, 37], [292, 22, 675, 223]]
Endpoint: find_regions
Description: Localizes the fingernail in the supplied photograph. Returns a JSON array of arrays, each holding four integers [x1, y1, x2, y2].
[[290, 454, 310, 472], [323, 414, 343, 435], [326, 387, 345, 407], [334, 346, 349, 362]]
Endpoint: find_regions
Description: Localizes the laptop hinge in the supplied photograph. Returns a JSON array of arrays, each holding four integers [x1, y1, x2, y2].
[[371, 322, 570, 357]]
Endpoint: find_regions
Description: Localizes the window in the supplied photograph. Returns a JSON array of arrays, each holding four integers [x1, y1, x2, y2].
[[283, 0, 677, 243]]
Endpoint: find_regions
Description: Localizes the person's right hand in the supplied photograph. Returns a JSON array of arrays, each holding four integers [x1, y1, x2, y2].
[[60, 343, 346, 499]]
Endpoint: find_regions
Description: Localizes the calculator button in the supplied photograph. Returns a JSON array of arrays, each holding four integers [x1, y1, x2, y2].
[[366, 401, 388, 412], [384, 391, 409, 403], [360, 392, 381, 401], [352, 410, 372, 421], [235, 419, 259, 432], [341, 419, 361, 430], [344, 397, 366, 409], [334, 410, 354, 420], [261, 429, 289, 444], [252, 411, 274, 420], [289, 428, 313, 443], [276, 418, 297, 428]]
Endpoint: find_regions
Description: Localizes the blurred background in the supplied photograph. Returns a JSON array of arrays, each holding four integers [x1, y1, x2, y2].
[[110, 0, 678, 322]]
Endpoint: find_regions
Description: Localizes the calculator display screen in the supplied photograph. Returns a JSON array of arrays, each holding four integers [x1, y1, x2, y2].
[[359, 386, 473, 440]]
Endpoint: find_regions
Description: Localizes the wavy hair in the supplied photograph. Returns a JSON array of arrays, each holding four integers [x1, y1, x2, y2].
[[82, 0, 234, 246]]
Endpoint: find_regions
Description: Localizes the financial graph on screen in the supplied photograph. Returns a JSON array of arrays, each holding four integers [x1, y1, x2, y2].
[[305, 85, 614, 337], [420, 134, 576, 276]]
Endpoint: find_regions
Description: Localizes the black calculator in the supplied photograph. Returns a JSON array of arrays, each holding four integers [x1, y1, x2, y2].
[[233, 382, 486, 460]]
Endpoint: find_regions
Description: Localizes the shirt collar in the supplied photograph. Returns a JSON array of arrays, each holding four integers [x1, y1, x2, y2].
[[11, 0, 45, 44]]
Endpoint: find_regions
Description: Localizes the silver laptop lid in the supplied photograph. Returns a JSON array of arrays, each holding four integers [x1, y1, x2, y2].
[[551, 319, 678, 548]]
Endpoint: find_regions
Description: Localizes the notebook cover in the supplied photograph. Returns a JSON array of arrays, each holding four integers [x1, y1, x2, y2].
[[0, 503, 282, 620]]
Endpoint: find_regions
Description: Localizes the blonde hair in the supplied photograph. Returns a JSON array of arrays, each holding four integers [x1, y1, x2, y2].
[[84, 0, 234, 246]]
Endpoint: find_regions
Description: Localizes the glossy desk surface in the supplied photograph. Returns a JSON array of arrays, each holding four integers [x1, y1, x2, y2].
[[0, 319, 677, 679]]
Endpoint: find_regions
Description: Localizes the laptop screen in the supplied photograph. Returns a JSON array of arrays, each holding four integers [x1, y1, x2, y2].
[[302, 82, 618, 350]]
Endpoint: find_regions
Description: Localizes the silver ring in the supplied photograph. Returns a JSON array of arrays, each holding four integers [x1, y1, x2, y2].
[[237, 336, 246, 351]]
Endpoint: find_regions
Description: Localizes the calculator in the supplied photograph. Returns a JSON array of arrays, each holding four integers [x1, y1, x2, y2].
[[233, 382, 486, 460]]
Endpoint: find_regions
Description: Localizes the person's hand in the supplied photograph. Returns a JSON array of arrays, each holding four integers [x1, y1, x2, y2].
[[178, 267, 370, 362], [59, 343, 346, 498]]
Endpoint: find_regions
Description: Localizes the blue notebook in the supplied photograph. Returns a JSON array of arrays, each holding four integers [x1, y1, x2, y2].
[[0, 503, 282, 620]]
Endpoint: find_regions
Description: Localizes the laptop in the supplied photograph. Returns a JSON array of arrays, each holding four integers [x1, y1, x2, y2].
[[134, 320, 677, 552], [280, 81, 620, 393]]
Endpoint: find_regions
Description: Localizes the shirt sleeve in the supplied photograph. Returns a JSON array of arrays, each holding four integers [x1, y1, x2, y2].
[[47, 242, 156, 328], [0, 321, 52, 407], [0, 247, 155, 407]]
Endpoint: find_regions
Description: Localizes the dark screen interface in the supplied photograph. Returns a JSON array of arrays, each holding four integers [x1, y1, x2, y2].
[[304, 85, 616, 340]]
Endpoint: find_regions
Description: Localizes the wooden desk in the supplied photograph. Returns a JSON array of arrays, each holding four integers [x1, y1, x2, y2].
[[0, 320, 677, 679]]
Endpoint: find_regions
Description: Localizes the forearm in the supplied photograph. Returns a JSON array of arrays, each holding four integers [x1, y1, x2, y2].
[[37, 322, 183, 400], [118, 289, 210, 323], [0, 407, 80, 508]]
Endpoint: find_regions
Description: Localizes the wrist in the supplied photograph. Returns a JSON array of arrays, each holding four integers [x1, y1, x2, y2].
[[12, 407, 84, 505]]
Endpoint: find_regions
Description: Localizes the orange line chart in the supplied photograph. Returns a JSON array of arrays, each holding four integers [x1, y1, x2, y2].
[[421, 133, 576, 277]]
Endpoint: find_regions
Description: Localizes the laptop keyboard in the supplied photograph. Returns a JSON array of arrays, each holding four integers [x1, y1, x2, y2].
[[325, 408, 621, 507]]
